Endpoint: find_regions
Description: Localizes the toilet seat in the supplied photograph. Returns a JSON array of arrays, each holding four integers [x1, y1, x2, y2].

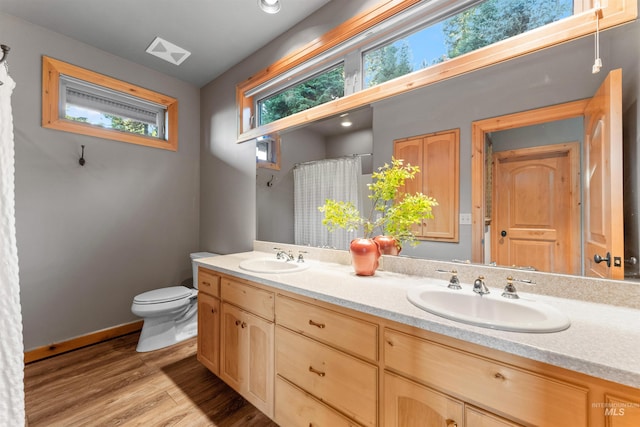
[[134, 286, 194, 305]]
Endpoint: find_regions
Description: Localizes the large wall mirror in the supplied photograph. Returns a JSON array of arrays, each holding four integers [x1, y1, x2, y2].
[[256, 19, 639, 281]]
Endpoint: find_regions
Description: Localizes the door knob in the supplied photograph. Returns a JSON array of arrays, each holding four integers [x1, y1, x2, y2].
[[500, 230, 507, 237], [594, 252, 611, 267]]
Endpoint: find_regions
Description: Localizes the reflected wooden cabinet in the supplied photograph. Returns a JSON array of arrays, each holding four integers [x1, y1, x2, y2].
[[394, 129, 460, 242], [197, 292, 220, 375]]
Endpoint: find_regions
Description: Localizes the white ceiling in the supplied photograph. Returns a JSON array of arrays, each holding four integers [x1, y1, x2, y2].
[[0, 0, 331, 87]]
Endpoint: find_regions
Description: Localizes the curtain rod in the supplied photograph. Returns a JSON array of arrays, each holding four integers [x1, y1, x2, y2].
[[294, 153, 372, 169]]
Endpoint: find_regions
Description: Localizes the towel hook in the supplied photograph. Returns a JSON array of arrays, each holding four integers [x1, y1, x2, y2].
[[267, 174, 275, 187], [79, 145, 86, 166]]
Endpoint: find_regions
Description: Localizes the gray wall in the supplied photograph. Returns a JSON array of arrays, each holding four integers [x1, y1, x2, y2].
[[490, 118, 583, 152], [257, 128, 326, 244], [199, 0, 382, 254], [2, 13, 201, 350]]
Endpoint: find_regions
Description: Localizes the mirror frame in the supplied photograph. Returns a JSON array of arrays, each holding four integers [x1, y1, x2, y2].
[[236, 0, 637, 143]]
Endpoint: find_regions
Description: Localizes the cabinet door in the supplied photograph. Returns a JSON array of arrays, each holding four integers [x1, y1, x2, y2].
[[384, 371, 463, 427], [604, 395, 640, 427], [465, 406, 523, 427], [244, 308, 274, 418], [220, 302, 244, 392], [197, 293, 220, 375]]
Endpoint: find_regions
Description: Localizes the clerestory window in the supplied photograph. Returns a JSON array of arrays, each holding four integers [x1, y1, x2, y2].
[[237, 0, 636, 142], [363, 0, 574, 88]]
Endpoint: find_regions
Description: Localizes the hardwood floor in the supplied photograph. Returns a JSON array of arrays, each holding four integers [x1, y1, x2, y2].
[[24, 332, 279, 427]]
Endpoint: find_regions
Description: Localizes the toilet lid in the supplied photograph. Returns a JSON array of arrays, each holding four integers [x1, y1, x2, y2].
[[133, 286, 193, 304]]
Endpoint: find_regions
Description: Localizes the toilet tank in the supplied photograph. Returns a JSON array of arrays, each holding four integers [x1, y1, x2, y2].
[[190, 252, 218, 288]]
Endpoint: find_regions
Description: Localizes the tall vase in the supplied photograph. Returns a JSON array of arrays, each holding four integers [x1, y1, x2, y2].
[[374, 235, 402, 256], [349, 238, 381, 276]]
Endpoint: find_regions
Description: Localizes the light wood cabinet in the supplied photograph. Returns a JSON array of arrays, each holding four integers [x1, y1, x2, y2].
[[196, 268, 639, 427], [276, 326, 377, 426], [603, 394, 640, 427], [275, 376, 362, 427], [383, 327, 588, 426], [197, 292, 220, 375], [384, 371, 463, 427], [465, 406, 523, 427], [197, 267, 220, 297], [276, 294, 378, 362], [394, 129, 460, 242], [220, 301, 274, 418]]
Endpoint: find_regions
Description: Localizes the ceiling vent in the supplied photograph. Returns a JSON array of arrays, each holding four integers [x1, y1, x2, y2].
[[145, 37, 191, 66]]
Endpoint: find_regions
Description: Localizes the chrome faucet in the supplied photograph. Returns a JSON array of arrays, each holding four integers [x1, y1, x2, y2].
[[473, 275, 490, 296], [436, 269, 461, 290], [501, 276, 536, 299], [274, 248, 295, 262], [501, 277, 519, 299]]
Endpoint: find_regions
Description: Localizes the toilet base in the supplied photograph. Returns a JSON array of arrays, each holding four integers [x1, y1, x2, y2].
[[136, 309, 198, 352]]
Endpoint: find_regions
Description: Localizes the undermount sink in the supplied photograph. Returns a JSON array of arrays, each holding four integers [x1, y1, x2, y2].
[[406, 284, 570, 333], [238, 257, 310, 274]]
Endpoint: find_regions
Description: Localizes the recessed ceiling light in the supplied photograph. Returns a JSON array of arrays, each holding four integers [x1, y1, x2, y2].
[[258, 0, 281, 14], [341, 120, 353, 127], [145, 37, 191, 66]]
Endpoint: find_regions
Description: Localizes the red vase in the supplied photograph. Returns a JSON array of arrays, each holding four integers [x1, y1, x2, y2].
[[349, 238, 381, 276], [374, 235, 402, 256]]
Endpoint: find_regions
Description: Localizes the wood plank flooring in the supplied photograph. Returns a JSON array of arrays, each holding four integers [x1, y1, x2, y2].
[[24, 332, 279, 427]]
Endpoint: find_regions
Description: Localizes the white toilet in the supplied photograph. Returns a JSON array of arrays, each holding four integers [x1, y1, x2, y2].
[[131, 252, 217, 352]]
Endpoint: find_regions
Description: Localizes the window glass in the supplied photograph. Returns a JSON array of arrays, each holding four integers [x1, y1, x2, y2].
[[364, 0, 573, 88], [258, 64, 345, 126], [61, 75, 164, 139]]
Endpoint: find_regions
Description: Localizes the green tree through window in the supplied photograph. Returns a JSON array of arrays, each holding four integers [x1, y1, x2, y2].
[[364, 0, 572, 88], [259, 65, 345, 126]]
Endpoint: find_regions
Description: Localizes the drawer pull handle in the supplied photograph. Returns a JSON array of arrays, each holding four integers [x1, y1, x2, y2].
[[241, 322, 247, 329], [202, 281, 210, 286], [494, 372, 506, 380], [211, 308, 217, 314], [308, 366, 326, 377], [235, 320, 241, 326], [308, 319, 325, 329], [446, 419, 458, 427]]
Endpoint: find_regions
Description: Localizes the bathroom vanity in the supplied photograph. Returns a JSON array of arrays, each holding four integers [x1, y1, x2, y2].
[[195, 247, 640, 427]]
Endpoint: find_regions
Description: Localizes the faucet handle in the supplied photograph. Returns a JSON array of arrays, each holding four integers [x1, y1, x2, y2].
[[501, 276, 535, 299], [502, 276, 519, 299], [436, 269, 461, 290], [297, 251, 308, 263]]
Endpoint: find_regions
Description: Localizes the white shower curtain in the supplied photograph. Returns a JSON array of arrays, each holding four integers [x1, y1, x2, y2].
[[294, 157, 362, 250], [0, 64, 25, 424]]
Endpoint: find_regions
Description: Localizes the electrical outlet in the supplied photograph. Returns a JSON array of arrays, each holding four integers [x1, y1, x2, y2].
[[459, 213, 472, 225]]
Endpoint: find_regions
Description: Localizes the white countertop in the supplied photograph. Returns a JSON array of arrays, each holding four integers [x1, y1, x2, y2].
[[196, 251, 640, 389]]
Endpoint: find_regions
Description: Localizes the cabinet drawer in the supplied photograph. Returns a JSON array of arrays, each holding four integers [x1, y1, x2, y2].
[[275, 376, 362, 427], [276, 295, 378, 361], [276, 326, 377, 427], [222, 278, 274, 321], [384, 328, 588, 426], [198, 268, 220, 297]]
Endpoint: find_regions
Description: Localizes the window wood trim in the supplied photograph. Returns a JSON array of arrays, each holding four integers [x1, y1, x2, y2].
[[236, 0, 636, 143], [42, 56, 179, 151]]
